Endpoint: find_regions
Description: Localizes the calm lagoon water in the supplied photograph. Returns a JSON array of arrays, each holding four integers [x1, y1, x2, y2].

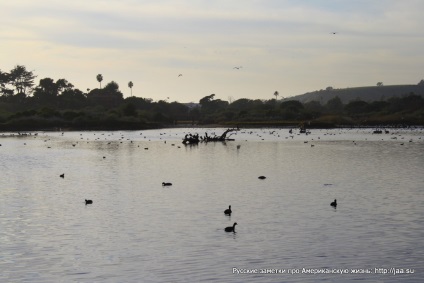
[[1, 128, 423, 282]]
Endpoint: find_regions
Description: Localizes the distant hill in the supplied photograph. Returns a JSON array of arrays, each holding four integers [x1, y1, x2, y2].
[[289, 84, 424, 104]]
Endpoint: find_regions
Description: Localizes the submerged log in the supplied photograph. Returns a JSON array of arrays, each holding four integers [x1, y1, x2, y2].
[[182, 133, 200, 145], [203, 128, 238, 142], [182, 128, 239, 144]]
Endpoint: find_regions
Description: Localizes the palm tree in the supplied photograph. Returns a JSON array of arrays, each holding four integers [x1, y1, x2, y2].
[[274, 91, 279, 100], [128, 81, 134, 96], [96, 74, 103, 88]]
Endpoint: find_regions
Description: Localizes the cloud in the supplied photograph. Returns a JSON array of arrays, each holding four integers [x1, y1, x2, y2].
[[2, 0, 424, 102]]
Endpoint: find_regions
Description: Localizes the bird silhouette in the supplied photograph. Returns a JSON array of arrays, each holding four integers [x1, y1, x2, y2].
[[331, 199, 337, 208], [225, 222, 237, 232], [85, 199, 93, 205], [224, 205, 232, 215]]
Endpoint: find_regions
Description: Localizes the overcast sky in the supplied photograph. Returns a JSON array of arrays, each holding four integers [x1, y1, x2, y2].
[[2, 0, 424, 103]]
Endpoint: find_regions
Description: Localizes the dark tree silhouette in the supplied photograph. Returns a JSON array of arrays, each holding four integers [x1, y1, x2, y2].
[[9, 65, 36, 96], [56, 79, 74, 95], [34, 78, 58, 102], [0, 69, 13, 96], [128, 81, 134, 96], [96, 74, 103, 88], [1, 64, 423, 130]]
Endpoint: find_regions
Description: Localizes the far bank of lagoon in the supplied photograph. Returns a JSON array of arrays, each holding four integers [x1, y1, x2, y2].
[[1, 118, 423, 133]]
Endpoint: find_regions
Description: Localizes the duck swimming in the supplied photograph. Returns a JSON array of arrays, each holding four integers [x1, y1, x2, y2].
[[331, 199, 337, 207], [225, 222, 237, 232], [162, 182, 172, 186], [224, 205, 232, 215], [85, 199, 93, 205]]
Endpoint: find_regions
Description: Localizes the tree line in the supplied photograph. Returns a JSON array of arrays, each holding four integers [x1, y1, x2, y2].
[[1, 65, 423, 130]]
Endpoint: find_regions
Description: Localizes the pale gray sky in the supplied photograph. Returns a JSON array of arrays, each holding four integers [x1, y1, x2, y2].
[[1, 0, 424, 102]]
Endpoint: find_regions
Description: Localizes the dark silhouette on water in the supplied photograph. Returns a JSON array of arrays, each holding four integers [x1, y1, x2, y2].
[[225, 222, 237, 232], [258, 176, 266, 179], [162, 182, 172, 186], [331, 199, 337, 208], [85, 199, 93, 205], [182, 128, 239, 145], [60, 173, 64, 178], [182, 133, 200, 145], [224, 205, 232, 215]]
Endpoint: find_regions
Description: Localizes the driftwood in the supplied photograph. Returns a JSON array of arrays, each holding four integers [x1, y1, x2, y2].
[[182, 133, 200, 145], [182, 128, 239, 145]]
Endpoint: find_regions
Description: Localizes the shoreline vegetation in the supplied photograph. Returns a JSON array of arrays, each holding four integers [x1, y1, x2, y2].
[[1, 65, 423, 131]]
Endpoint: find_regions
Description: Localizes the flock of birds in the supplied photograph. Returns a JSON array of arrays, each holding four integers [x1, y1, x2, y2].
[[44, 127, 422, 228], [226, 175, 337, 233], [6, 127, 422, 229], [224, 205, 237, 232], [223, 198, 337, 233], [32, 126, 419, 239], [61, 170, 335, 232]]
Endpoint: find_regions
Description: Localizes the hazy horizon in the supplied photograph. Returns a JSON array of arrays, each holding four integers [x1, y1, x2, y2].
[[2, 0, 424, 103]]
